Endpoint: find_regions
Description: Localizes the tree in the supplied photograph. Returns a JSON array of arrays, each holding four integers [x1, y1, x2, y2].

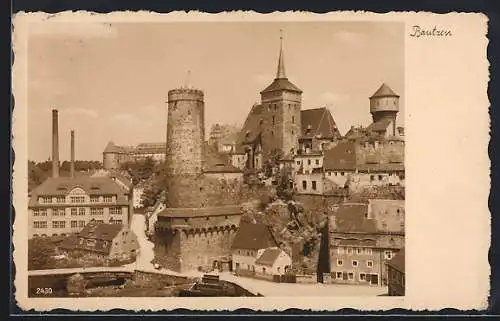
[[263, 149, 284, 178], [276, 166, 293, 201], [28, 238, 56, 270]]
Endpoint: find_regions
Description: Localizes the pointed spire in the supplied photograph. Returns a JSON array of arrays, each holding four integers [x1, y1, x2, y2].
[[276, 29, 286, 79]]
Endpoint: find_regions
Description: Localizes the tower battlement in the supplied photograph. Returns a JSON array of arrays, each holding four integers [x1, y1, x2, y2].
[[168, 88, 204, 102]]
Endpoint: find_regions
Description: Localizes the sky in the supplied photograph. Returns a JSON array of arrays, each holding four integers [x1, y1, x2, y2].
[[27, 21, 404, 161]]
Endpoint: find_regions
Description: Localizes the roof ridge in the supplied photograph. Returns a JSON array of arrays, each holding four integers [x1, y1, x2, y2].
[[302, 107, 327, 112]]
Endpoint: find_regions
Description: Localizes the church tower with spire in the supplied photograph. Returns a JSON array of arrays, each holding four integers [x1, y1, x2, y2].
[[260, 31, 302, 159]]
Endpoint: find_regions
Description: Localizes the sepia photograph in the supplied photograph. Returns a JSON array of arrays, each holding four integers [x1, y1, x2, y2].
[[12, 11, 489, 312], [25, 19, 405, 298]]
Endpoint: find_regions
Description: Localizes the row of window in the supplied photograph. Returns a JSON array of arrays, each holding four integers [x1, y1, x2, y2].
[[335, 248, 394, 260], [236, 249, 256, 256], [33, 207, 123, 217], [337, 259, 374, 268], [266, 103, 298, 112], [33, 219, 122, 229], [327, 171, 346, 177], [296, 159, 321, 166], [39, 195, 116, 204], [337, 247, 373, 255], [332, 271, 378, 282]]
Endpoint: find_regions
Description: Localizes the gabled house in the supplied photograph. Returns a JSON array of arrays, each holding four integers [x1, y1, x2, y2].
[[328, 199, 405, 286], [231, 222, 279, 275], [61, 221, 139, 260], [254, 247, 292, 276]]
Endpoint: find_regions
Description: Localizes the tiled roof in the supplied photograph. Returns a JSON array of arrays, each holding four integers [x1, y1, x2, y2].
[[91, 169, 133, 190], [387, 248, 405, 272], [334, 237, 377, 247], [255, 248, 282, 267], [300, 107, 341, 139], [104, 141, 166, 155], [330, 200, 405, 235], [231, 222, 278, 250], [357, 163, 404, 172], [79, 222, 124, 241], [261, 78, 302, 94], [329, 203, 378, 234], [61, 223, 130, 255], [103, 141, 123, 154], [135, 142, 166, 154], [323, 141, 357, 171], [158, 205, 242, 218], [370, 83, 399, 98], [28, 176, 130, 207], [236, 104, 264, 148], [366, 119, 393, 133], [368, 199, 405, 233]]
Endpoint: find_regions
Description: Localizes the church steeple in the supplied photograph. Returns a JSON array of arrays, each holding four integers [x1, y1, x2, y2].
[[276, 30, 286, 79]]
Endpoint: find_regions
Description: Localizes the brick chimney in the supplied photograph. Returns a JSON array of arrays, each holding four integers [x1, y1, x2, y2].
[[52, 109, 59, 178], [70, 130, 75, 178]]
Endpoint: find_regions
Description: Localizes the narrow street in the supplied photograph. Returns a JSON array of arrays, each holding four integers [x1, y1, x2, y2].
[[129, 213, 156, 271]]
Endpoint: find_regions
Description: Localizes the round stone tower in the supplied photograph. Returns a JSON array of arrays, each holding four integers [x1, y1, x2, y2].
[[369, 83, 400, 136], [165, 88, 205, 208]]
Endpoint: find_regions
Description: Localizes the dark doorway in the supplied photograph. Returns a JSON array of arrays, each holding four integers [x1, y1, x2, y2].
[[371, 274, 379, 285]]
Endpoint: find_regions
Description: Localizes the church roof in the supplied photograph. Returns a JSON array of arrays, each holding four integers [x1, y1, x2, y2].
[[261, 78, 302, 94], [370, 83, 399, 98], [236, 104, 264, 149], [300, 107, 341, 139]]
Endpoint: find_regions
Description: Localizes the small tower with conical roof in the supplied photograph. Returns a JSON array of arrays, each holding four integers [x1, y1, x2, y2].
[[260, 31, 302, 158], [369, 83, 400, 136]]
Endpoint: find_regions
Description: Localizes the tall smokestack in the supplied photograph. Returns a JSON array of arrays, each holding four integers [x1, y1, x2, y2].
[[70, 130, 75, 178], [52, 109, 60, 178]]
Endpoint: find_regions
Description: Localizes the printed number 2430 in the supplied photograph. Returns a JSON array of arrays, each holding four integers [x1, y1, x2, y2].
[[36, 288, 53, 295]]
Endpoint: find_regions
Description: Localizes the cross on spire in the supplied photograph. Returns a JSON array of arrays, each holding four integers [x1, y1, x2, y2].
[[276, 29, 287, 79]]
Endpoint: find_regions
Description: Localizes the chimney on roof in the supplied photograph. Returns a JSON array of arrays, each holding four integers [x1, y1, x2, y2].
[[52, 109, 60, 178], [70, 130, 75, 178]]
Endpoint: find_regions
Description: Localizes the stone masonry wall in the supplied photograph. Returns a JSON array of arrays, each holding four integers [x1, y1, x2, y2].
[[260, 91, 302, 159], [355, 140, 405, 165], [165, 89, 205, 178], [154, 229, 181, 271], [180, 228, 238, 272]]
